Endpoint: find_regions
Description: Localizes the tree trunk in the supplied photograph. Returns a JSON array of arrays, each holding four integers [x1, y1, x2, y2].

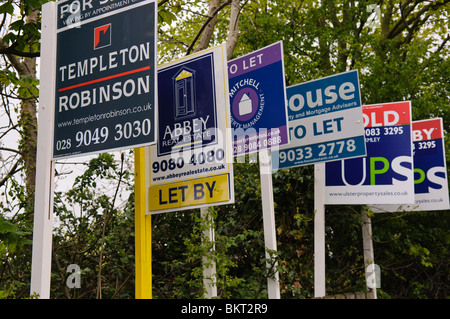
[[226, 0, 240, 60], [193, 0, 221, 53], [5, 9, 39, 213]]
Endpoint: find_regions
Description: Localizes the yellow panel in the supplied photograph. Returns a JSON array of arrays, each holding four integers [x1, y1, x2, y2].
[[134, 147, 152, 299], [149, 174, 230, 211]]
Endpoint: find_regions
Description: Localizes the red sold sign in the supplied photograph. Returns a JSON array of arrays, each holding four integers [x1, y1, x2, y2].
[[362, 101, 411, 127]]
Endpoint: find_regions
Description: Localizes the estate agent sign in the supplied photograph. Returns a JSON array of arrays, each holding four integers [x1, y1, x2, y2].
[[148, 45, 234, 213], [371, 118, 450, 212], [273, 70, 366, 169], [325, 101, 414, 205], [54, 0, 157, 158], [228, 42, 289, 156]]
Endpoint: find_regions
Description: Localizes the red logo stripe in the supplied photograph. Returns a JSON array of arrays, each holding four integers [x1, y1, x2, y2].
[[58, 66, 151, 92]]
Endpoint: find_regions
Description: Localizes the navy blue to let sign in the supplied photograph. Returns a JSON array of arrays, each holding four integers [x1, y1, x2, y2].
[[53, 0, 157, 159], [228, 41, 289, 156]]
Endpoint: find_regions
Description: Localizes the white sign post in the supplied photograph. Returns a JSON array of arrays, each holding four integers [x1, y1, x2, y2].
[[259, 149, 281, 299], [32, 0, 158, 298], [273, 71, 365, 299], [201, 207, 218, 299], [30, 1, 57, 299], [228, 42, 288, 299], [361, 210, 377, 298], [325, 101, 414, 297], [314, 163, 326, 298]]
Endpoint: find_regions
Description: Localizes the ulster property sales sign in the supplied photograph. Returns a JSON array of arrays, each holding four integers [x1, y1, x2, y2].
[[53, 0, 157, 158], [325, 101, 414, 205]]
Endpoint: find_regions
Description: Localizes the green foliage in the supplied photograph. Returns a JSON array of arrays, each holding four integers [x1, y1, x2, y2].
[[371, 211, 450, 298], [0, 0, 449, 299], [49, 152, 135, 299], [0, 217, 31, 254]]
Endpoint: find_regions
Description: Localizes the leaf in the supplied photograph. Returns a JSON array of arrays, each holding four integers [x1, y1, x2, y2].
[[0, 219, 16, 234], [9, 20, 25, 32], [0, 2, 14, 15], [158, 8, 177, 25]]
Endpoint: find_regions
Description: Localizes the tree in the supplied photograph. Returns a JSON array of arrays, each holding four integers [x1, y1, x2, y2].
[[1, 0, 43, 215], [1, 0, 449, 299]]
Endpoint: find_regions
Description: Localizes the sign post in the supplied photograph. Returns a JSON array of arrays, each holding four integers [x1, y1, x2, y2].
[[313, 163, 326, 298], [32, 0, 157, 298], [135, 147, 152, 299], [201, 207, 217, 298], [270, 70, 365, 298], [30, 2, 57, 298], [228, 42, 288, 299], [361, 210, 377, 298], [325, 101, 413, 295], [259, 149, 281, 299]]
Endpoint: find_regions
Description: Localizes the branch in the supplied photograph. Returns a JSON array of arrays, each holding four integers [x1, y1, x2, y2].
[[0, 42, 40, 58], [0, 160, 21, 187], [0, 42, 25, 75], [0, 147, 21, 155], [186, 0, 232, 56], [158, 0, 170, 7], [388, 0, 450, 40], [436, 34, 450, 53], [0, 125, 20, 140]]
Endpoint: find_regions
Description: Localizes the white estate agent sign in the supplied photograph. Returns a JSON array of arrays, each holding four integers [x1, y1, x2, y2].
[[272, 70, 366, 169], [371, 118, 450, 212], [148, 45, 234, 214], [325, 101, 414, 205]]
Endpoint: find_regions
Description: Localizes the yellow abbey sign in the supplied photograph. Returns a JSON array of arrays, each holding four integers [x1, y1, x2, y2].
[[148, 174, 231, 211]]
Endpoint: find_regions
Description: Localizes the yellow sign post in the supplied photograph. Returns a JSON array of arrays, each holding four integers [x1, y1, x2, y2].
[[134, 147, 152, 299]]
